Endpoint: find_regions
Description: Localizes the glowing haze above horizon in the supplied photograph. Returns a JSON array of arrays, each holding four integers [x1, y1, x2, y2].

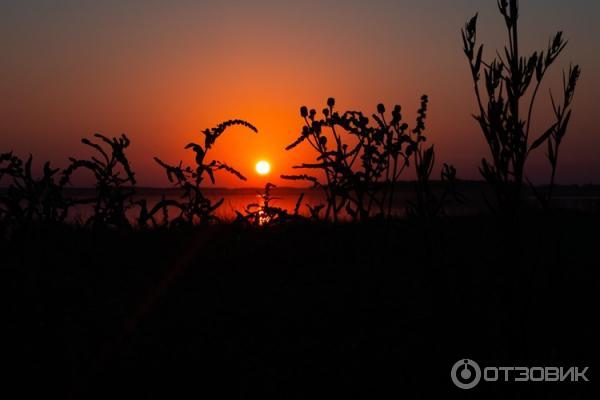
[[2, 0, 599, 187]]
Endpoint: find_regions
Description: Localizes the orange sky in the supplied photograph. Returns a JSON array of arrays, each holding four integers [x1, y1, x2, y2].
[[1, 0, 599, 187]]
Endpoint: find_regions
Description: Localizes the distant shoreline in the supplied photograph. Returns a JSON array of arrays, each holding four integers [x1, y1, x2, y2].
[[2, 181, 600, 196]]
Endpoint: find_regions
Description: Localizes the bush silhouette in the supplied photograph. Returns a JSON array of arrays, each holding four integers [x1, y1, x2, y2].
[[282, 97, 458, 220], [0, 152, 71, 230], [63, 134, 137, 229], [153, 120, 257, 226], [235, 183, 303, 226], [462, 0, 580, 213]]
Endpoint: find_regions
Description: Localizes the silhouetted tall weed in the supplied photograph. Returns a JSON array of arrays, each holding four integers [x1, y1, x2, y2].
[[0, 152, 71, 229], [235, 183, 303, 226], [63, 134, 137, 228], [462, 0, 580, 213], [154, 120, 257, 225], [282, 97, 458, 220]]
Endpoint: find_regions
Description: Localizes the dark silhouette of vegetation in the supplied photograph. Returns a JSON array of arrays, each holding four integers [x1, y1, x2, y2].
[[462, 0, 580, 213], [404, 97, 465, 217], [153, 120, 257, 226], [542, 64, 581, 205], [134, 196, 179, 229], [62, 134, 137, 229], [282, 97, 459, 220], [235, 183, 304, 226], [0, 152, 71, 230]]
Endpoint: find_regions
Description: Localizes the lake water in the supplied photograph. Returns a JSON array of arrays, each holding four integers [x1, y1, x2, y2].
[[68, 187, 408, 222], [64, 185, 600, 223]]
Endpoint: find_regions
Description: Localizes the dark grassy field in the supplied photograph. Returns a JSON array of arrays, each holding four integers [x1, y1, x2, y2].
[[3, 211, 597, 398]]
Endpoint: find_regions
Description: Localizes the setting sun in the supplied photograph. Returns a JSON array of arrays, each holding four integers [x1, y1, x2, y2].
[[255, 160, 271, 175]]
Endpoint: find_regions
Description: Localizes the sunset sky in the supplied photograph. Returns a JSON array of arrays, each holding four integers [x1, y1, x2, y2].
[[1, 0, 599, 187]]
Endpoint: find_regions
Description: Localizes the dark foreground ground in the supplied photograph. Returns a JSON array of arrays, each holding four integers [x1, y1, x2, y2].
[[3, 212, 597, 398]]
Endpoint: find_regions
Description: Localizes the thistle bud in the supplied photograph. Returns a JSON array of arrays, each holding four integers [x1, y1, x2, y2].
[[300, 106, 308, 118]]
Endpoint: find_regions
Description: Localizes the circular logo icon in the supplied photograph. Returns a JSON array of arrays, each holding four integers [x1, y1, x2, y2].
[[451, 359, 481, 389]]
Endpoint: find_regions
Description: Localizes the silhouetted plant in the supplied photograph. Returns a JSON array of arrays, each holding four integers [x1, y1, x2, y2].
[[544, 65, 581, 204], [405, 96, 459, 217], [154, 120, 257, 225], [63, 134, 137, 228], [235, 183, 302, 226], [282, 97, 455, 220], [462, 0, 580, 213], [0, 152, 71, 228], [407, 162, 464, 218], [306, 203, 325, 221], [135, 196, 180, 229]]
